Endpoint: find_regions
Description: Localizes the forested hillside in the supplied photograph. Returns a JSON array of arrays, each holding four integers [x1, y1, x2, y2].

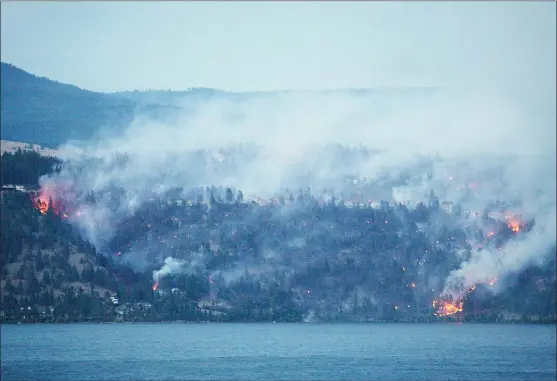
[[1, 151, 555, 324]]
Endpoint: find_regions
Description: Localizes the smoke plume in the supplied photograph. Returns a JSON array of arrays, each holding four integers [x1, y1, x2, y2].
[[40, 87, 555, 297]]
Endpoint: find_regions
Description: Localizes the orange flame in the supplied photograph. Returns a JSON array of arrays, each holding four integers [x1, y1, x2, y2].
[[32, 187, 59, 215], [434, 299, 464, 316], [508, 220, 520, 233], [35, 198, 49, 214], [31, 185, 82, 219], [152, 282, 159, 291]]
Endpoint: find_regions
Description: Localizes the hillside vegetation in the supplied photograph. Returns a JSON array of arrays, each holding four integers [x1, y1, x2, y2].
[[1, 151, 554, 324], [0, 63, 178, 148]]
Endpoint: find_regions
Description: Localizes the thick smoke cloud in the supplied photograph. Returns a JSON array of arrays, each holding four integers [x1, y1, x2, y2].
[[42, 87, 555, 301]]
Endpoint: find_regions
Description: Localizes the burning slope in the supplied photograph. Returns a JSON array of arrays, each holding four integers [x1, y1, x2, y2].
[[433, 276, 501, 316], [433, 299, 463, 317], [30, 182, 81, 219], [31, 187, 59, 215]]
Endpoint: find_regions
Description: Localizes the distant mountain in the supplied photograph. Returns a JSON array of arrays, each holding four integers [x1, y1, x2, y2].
[[112, 87, 442, 108], [0, 63, 178, 148], [1, 62, 442, 148], [112, 88, 225, 107]]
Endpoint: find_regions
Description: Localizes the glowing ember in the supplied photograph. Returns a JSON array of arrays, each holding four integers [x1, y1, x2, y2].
[[488, 277, 498, 286], [508, 220, 520, 233], [152, 282, 159, 291], [35, 198, 49, 214], [487, 231, 495, 238], [31, 185, 77, 218], [434, 299, 464, 316], [31, 187, 56, 215]]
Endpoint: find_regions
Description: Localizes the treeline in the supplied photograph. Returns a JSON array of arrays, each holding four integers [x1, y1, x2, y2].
[[105, 185, 555, 323], [1, 152, 555, 324], [1, 149, 61, 186]]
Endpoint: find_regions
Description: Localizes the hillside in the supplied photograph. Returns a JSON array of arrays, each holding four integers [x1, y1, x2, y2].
[[1, 140, 60, 157], [1, 62, 442, 148], [0, 190, 156, 323], [0, 63, 179, 148], [112, 87, 441, 107], [0, 151, 152, 323], [1, 151, 555, 324]]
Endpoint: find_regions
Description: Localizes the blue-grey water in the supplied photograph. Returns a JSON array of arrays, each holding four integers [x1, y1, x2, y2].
[[1, 323, 555, 380]]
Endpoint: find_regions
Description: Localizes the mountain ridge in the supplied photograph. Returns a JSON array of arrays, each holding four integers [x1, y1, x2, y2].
[[1, 63, 180, 148], [1, 62, 443, 148]]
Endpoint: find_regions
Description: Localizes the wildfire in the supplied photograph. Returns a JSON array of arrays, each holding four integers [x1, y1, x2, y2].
[[35, 198, 49, 214], [31, 185, 83, 220], [434, 299, 464, 317], [152, 282, 159, 291], [31, 187, 56, 215], [507, 219, 520, 233]]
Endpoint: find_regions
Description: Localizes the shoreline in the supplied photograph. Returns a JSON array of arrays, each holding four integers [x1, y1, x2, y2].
[[2, 319, 555, 326]]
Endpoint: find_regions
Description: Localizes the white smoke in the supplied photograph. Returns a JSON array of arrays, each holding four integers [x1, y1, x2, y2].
[[41, 86, 555, 297], [152, 257, 187, 282]]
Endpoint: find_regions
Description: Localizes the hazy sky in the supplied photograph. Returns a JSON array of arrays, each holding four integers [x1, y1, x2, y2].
[[1, 1, 555, 94]]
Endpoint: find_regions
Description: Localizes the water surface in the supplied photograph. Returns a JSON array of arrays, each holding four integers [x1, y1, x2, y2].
[[1, 323, 555, 380]]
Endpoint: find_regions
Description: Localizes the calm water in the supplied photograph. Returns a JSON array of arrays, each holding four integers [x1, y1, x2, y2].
[[1, 323, 555, 380]]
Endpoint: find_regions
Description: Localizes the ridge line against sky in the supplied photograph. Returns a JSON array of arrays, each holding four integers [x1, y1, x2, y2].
[[1, 1, 555, 94], [1, 61, 445, 94]]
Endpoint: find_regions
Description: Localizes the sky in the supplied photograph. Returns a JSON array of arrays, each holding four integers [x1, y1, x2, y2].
[[1, 1, 555, 94]]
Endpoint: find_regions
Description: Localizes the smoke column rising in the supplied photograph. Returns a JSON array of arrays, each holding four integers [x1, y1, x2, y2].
[[41, 87, 555, 295]]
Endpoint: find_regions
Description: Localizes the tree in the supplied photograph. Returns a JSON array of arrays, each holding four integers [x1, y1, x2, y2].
[[80, 264, 94, 282], [46, 196, 55, 217], [24, 270, 41, 295], [43, 270, 52, 285], [226, 188, 234, 203]]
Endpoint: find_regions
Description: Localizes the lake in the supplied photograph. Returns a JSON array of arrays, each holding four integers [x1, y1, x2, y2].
[[1, 323, 555, 380]]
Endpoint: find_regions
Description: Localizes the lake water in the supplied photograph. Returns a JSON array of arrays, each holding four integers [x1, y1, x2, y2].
[[1, 323, 555, 380]]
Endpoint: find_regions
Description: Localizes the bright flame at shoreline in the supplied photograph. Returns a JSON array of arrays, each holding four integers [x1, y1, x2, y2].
[[435, 275, 500, 316], [434, 299, 464, 317], [152, 282, 159, 291]]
